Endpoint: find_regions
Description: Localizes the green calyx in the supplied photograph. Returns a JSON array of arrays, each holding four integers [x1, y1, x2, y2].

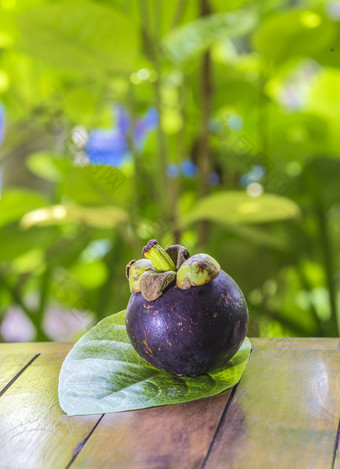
[[127, 259, 156, 293], [176, 254, 220, 290], [126, 239, 221, 301]]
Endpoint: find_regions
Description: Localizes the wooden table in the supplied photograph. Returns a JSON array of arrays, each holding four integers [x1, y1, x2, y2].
[[0, 339, 339, 469]]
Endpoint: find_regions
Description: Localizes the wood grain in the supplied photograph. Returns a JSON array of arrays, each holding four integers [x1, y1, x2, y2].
[[333, 418, 340, 469], [71, 391, 232, 469], [204, 340, 340, 469], [0, 351, 37, 394], [0, 344, 100, 469]]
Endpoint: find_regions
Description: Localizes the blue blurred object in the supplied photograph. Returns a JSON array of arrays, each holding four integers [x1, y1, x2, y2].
[[181, 160, 198, 178], [240, 174, 251, 187], [86, 105, 158, 167], [252, 164, 265, 179], [134, 108, 159, 150], [208, 172, 219, 187], [144, 108, 159, 128], [116, 104, 130, 135], [209, 118, 221, 134], [86, 129, 128, 167], [228, 114, 243, 131], [167, 163, 180, 179], [240, 164, 265, 187]]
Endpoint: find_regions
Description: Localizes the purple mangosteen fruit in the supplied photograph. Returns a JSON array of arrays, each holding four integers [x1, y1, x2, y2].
[[125, 239, 248, 377]]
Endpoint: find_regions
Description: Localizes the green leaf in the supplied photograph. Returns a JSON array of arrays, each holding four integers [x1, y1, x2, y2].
[[222, 224, 289, 251], [0, 225, 60, 262], [210, 0, 256, 12], [26, 152, 72, 182], [179, 191, 300, 227], [0, 11, 17, 48], [292, 157, 340, 209], [212, 65, 259, 109], [45, 233, 92, 269], [0, 189, 48, 228], [60, 166, 129, 206], [253, 10, 335, 65], [163, 10, 257, 64], [63, 86, 102, 125], [58, 310, 251, 415], [307, 67, 340, 119], [70, 260, 108, 290], [16, 4, 139, 74], [21, 204, 128, 229], [312, 26, 340, 68]]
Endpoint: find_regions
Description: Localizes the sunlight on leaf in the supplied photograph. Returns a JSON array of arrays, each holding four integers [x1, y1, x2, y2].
[[16, 4, 139, 74], [253, 10, 335, 64], [0, 189, 48, 228], [21, 204, 128, 229], [163, 10, 257, 64], [179, 191, 300, 227]]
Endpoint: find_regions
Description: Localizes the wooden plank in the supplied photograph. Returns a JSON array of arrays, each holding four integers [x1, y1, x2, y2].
[[333, 418, 340, 469], [71, 391, 232, 469], [0, 345, 101, 469], [204, 341, 340, 469], [0, 343, 74, 394], [0, 351, 37, 394]]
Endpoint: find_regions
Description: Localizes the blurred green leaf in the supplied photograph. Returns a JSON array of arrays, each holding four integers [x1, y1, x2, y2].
[[266, 109, 330, 160], [312, 25, 340, 68], [223, 224, 289, 250], [70, 260, 108, 289], [267, 266, 322, 335], [207, 226, 292, 292], [16, 3, 139, 74], [293, 157, 340, 209], [213, 70, 258, 109], [45, 234, 92, 269], [180, 191, 301, 227], [21, 204, 128, 229], [0, 189, 48, 228], [63, 86, 102, 125], [0, 225, 60, 262], [253, 10, 335, 64], [60, 166, 130, 206], [26, 152, 73, 182], [307, 67, 340, 119], [11, 249, 44, 274], [0, 11, 17, 48], [163, 10, 257, 64], [211, 0, 255, 12]]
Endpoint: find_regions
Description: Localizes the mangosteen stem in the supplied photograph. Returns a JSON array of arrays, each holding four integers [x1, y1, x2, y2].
[[142, 239, 176, 272]]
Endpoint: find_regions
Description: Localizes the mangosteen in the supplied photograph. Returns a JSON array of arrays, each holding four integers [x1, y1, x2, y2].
[[125, 239, 248, 377]]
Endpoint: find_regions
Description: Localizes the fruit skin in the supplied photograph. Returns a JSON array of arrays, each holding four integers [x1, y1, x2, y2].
[[126, 270, 248, 376]]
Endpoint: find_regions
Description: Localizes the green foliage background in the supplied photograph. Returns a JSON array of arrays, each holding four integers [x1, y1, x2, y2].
[[0, 0, 339, 341]]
